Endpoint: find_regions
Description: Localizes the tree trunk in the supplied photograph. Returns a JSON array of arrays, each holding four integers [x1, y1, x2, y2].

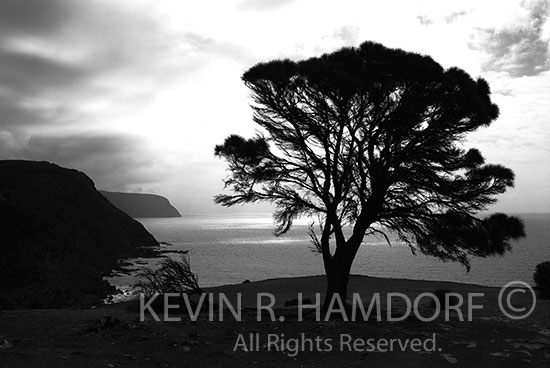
[[322, 261, 351, 312], [321, 241, 360, 314], [319, 184, 386, 315]]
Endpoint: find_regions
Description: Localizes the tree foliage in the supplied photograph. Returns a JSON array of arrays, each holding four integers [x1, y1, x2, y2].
[[215, 41, 524, 275], [534, 261, 550, 298]]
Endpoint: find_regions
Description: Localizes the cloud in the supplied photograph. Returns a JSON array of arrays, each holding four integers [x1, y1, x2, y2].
[[0, 132, 159, 190], [0, 49, 88, 95], [0, 48, 91, 131], [179, 32, 254, 64], [0, 0, 195, 188], [445, 11, 468, 24], [469, 0, 550, 77], [237, 0, 297, 11], [0, 0, 72, 36], [0, 0, 548, 213], [331, 26, 360, 47], [416, 10, 468, 26], [417, 15, 433, 25]]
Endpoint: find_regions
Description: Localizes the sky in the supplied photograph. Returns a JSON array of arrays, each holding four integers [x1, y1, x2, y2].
[[0, 0, 549, 214]]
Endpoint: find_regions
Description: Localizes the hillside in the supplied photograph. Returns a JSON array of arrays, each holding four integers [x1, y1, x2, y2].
[[100, 191, 181, 218], [1, 276, 549, 367], [0, 160, 159, 308]]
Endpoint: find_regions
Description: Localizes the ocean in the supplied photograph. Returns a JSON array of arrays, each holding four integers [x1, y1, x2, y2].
[[108, 213, 549, 292]]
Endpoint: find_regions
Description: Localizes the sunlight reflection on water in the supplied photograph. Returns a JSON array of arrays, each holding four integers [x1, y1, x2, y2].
[[107, 213, 549, 294]]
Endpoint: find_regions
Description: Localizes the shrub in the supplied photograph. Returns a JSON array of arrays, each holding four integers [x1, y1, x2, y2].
[[135, 255, 201, 297], [534, 261, 550, 299]]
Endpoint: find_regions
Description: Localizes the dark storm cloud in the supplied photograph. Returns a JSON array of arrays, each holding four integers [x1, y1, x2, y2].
[[9, 133, 158, 189], [0, 0, 72, 36], [0, 97, 44, 131], [0, 0, 90, 131], [0, 0, 210, 132], [0, 46, 94, 134], [0, 0, 186, 188], [0, 49, 88, 97], [470, 1, 549, 77]]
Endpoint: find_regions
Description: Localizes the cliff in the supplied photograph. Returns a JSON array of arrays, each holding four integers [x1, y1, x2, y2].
[[100, 191, 181, 218], [0, 160, 159, 308]]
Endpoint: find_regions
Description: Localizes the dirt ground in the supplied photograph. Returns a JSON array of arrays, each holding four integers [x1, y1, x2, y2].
[[1, 275, 549, 367]]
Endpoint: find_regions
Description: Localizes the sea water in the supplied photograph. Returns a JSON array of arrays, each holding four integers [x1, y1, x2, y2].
[[108, 213, 549, 291]]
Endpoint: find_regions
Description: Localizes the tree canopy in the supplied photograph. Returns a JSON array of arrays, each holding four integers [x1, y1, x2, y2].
[[215, 41, 524, 278]]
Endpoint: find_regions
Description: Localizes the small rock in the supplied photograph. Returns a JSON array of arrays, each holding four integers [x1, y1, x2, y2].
[[182, 346, 191, 352], [534, 337, 550, 346], [516, 350, 532, 358], [513, 343, 545, 351], [123, 321, 139, 330], [451, 341, 477, 348], [0, 339, 13, 349], [490, 352, 511, 358], [441, 354, 458, 364]]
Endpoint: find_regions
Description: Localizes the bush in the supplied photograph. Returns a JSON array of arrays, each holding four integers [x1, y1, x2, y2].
[[135, 255, 201, 297], [534, 261, 550, 299]]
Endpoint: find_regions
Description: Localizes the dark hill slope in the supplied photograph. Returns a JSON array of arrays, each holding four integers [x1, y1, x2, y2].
[[99, 191, 181, 218], [0, 160, 158, 308]]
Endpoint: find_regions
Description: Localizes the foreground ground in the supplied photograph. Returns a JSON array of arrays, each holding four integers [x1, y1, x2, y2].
[[1, 275, 549, 367]]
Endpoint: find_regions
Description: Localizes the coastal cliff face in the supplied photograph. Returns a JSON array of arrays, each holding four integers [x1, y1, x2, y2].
[[100, 191, 181, 218], [0, 160, 159, 308]]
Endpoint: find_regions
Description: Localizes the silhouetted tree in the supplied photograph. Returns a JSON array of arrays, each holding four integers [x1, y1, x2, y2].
[[214, 41, 525, 310]]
